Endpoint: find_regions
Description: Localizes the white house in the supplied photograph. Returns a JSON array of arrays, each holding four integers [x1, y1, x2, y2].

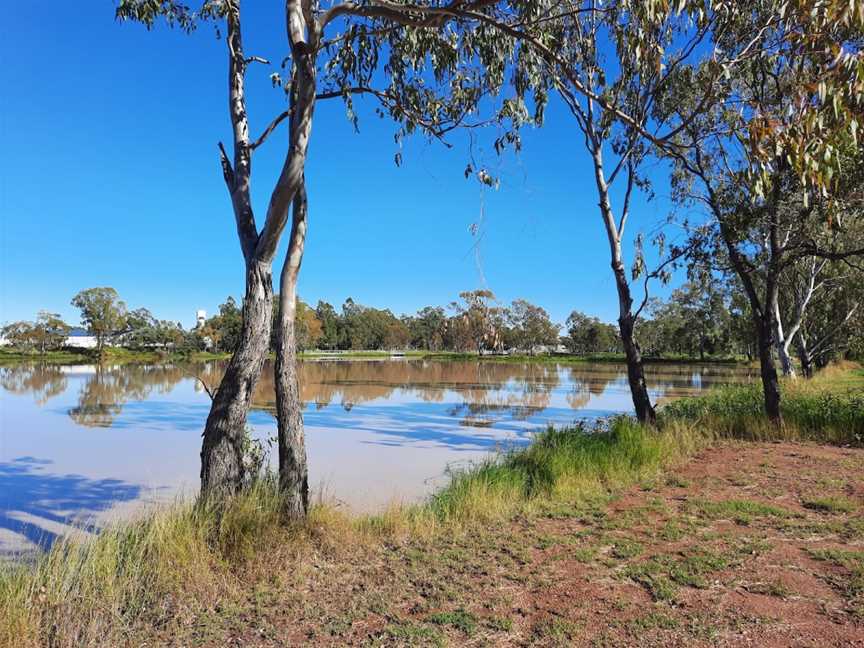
[[65, 327, 98, 349]]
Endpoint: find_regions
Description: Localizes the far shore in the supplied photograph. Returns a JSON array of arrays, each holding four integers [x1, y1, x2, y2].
[[0, 347, 750, 366]]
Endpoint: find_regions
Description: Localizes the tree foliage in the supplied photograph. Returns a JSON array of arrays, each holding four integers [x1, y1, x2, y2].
[[71, 287, 128, 353]]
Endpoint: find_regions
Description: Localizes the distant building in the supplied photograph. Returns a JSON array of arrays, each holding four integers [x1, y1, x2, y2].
[[196, 309, 207, 329], [65, 327, 98, 349]]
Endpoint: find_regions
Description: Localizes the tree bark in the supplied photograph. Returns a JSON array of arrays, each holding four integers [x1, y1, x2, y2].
[[201, 260, 274, 499], [614, 269, 656, 424], [589, 139, 656, 424], [199, 0, 318, 502], [794, 331, 813, 378], [755, 314, 782, 422], [773, 306, 796, 378], [275, 184, 309, 519], [713, 202, 784, 424]]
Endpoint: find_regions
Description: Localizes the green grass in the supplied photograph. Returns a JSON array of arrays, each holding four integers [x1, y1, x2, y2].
[[0, 346, 232, 366], [688, 498, 796, 525], [0, 348, 90, 364], [426, 608, 477, 635], [802, 496, 857, 514], [806, 548, 864, 603], [427, 417, 701, 524], [660, 362, 864, 445]]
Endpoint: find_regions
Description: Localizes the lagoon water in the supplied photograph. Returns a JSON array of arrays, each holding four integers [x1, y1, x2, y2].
[[0, 359, 753, 554]]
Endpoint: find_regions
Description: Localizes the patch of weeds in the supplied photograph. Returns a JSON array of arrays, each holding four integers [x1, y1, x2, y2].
[[627, 611, 680, 632], [377, 622, 444, 646], [623, 561, 679, 601], [690, 498, 795, 526], [746, 580, 793, 599], [538, 501, 584, 519], [658, 517, 701, 542], [684, 612, 721, 641], [665, 475, 690, 488], [572, 546, 598, 563], [775, 517, 845, 538], [727, 472, 754, 487], [427, 608, 477, 635], [364, 593, 389, 616], [734, 537, 773, 557], [645, 496, 670, 513], [611, 538, 644, 560], [533, 617, 581, 643], [668, 548, 729, 588], [640, 478, 658, 491], [535, 534, 559, 550], [324, 616, 354, 636], [485, 615, 513, 632], [807, 549, 864, 603], [844, 517, 864, 540], [807, 548, 864, 573], [599, 508, 648, 531], [624, 547, 731, 599], [802, 496, 857, 514]]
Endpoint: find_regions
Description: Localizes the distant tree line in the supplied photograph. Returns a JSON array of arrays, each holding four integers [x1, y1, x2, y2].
[[11, 281, 858, 364]]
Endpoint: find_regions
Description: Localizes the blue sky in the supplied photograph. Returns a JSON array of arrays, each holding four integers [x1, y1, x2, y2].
[[0, 2, 683, 330]]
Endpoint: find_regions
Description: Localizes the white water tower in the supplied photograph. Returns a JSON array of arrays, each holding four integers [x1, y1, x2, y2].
[[196, 309, 207, 328]]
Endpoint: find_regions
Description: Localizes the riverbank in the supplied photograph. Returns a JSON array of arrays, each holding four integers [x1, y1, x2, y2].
[[421, 351, 748, 365], [0, 347, 232, 365], [1, 365, 861, 646], [0, 346, 746, 367]]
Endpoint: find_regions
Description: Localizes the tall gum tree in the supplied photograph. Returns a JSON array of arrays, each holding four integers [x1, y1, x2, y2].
[[459, 1, 722, 423], [117, 0, 547, 510], [657, 1, 864, 421], [459, 0, 864, 421]]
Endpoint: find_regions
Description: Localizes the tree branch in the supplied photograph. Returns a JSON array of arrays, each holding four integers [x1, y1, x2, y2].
[[251, 110, 292, 150]]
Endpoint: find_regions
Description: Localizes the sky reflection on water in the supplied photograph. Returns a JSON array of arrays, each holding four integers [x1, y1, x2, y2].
[[0, 359, 753, 555]]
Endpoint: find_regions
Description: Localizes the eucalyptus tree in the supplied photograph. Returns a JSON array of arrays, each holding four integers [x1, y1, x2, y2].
[[787, 259, 863, 376], [1, 312, 71, 354], [71, 287, 128, 354], [659, 2, 864, 420], [116, 0, 541, 510], [462, 1, 719, 421], [774, 150, 864, 377], [508, 299, 559, 353], [450, 289, 505, 354], [466, 0, 864, 420]]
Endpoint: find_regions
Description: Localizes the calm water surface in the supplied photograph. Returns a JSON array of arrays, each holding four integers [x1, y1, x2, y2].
[[0, 359, 753, 554]]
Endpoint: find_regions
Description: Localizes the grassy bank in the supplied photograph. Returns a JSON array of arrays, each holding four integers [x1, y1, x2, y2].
[[661, 362, 864, 445], [0, 346, 748, 367], [298, 350, 428, 359], [1, 365, 861, 646], [421, 351, 746, 365], [0, 347, 232, 366]]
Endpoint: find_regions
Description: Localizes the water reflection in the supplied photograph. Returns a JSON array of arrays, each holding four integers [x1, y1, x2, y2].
[[0, 360, 753, 430], [0, 359, 754, 553], [0, 364, 68, 406]]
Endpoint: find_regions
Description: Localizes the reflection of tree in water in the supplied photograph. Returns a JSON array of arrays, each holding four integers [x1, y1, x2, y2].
[[446, 363, 563, 424], [204, 359, 750, 424], [67, 364, 187, 428], [1, 359, 756, 429], [214, 360, 569, 425], [563, 365, 623, 410], [0, 364, 68, 406]]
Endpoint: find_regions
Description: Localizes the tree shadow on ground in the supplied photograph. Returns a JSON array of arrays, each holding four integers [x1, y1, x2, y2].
[[0, 456, 141, 552]]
